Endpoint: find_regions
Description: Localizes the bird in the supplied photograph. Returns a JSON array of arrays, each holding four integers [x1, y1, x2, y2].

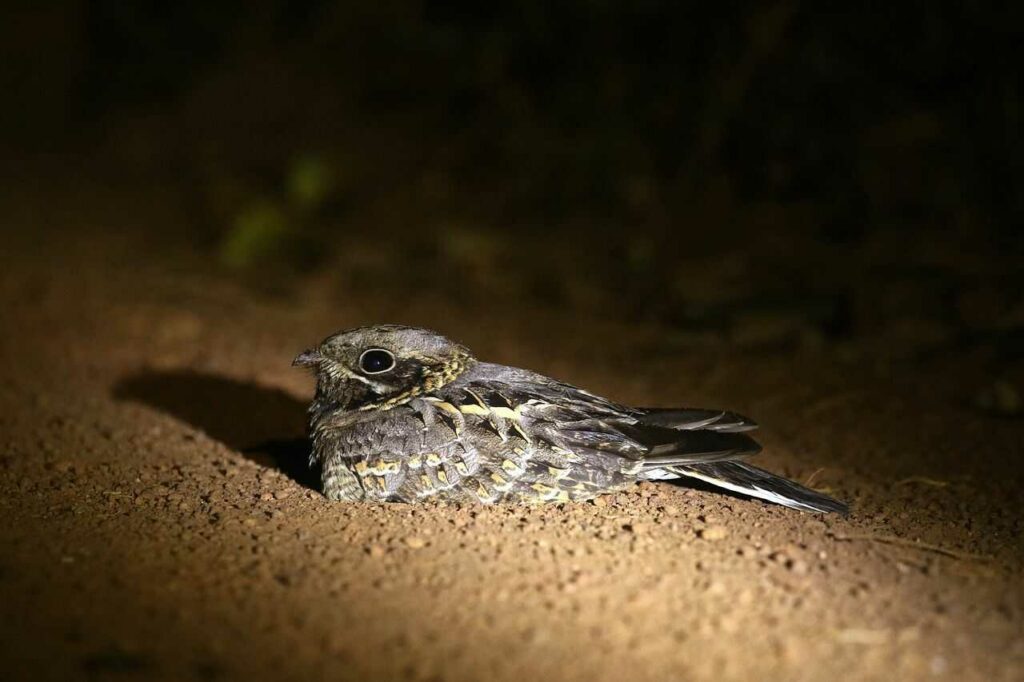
[[293, 325, 847, 513]]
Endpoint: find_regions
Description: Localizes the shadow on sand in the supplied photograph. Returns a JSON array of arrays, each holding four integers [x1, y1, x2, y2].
[[114, 370, 319, 490]]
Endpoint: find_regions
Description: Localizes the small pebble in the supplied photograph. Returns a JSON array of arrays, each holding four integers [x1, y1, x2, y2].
[[51, 460, 75, 474], [699, 526, 728, 541], [787, 559, 809, 575], [624, 522, 649, 535]]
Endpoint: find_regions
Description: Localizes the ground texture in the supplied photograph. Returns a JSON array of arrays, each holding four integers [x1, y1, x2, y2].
[[1, 179, 1022, 682]]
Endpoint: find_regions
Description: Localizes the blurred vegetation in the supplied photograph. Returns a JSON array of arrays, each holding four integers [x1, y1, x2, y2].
[[3, 1, 1023, 354], [219, 154, 334, 269]]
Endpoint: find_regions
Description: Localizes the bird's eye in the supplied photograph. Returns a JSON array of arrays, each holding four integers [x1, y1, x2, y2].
[[359, 348, 395, 374]]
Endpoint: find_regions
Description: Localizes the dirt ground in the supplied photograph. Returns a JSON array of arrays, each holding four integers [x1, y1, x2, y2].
[[1, 175, 1022, 682]]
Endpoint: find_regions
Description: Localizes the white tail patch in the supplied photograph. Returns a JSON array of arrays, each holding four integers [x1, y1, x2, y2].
[[659, 468, 824, 512]]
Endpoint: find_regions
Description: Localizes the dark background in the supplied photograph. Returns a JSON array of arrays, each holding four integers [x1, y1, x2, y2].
[[5, 1, 1022, 353]]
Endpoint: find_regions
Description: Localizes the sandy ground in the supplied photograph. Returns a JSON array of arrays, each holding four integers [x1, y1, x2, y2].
[[1, 178, 1022, 682]]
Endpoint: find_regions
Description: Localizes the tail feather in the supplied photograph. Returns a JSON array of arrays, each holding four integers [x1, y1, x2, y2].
[[668, 461, 848, 514], [628, 407, 846, 513], [620, 425, 762, 465], [638, 408, 759, 433]]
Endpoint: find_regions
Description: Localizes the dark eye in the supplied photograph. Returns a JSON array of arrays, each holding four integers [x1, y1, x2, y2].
[[359, 348, 395, 374]]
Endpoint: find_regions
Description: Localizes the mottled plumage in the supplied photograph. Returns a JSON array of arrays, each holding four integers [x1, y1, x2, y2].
[[294, 325, 847, 513]]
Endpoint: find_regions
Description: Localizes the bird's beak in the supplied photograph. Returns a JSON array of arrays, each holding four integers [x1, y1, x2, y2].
[[292, 348, 322, 368]]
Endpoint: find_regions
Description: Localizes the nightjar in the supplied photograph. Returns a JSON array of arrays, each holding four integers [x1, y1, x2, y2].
[[294, 325, 847, 513]]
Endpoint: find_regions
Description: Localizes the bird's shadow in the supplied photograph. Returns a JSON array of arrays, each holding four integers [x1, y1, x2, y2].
[[114, 370, 319, 490]]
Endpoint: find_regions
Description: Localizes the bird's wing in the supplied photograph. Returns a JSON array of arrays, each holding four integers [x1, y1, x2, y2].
[[449, 375, 762, 472], [444, 368, 846, 513]]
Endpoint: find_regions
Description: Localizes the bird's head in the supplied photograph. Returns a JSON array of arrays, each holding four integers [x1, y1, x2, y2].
[[293, 325, 476, 412]]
